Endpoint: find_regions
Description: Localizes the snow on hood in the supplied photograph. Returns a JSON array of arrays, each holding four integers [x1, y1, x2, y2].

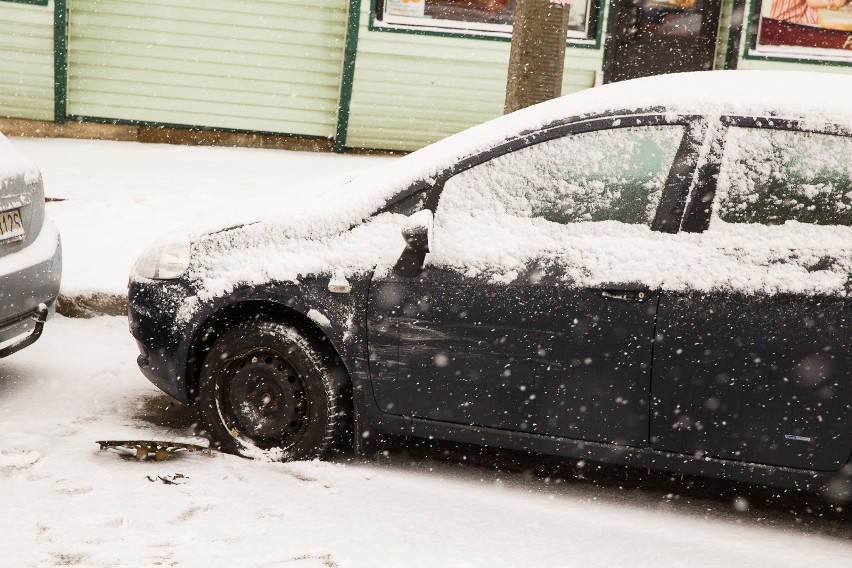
[[0, 133, 41, 185], [186, 211, 407, 304]]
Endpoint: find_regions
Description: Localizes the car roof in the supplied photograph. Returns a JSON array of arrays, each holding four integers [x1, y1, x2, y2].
[[556, 70, 852, 127]]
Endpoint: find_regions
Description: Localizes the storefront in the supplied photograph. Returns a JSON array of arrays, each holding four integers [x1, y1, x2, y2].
[[343, 0, 607, 150], [0, 0, 850, 153]]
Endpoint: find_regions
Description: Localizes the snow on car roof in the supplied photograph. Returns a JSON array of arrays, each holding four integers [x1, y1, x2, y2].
[[393, 70, 852, 179]]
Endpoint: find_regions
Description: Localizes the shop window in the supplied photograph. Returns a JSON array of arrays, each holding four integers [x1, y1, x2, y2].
[[754, 0, 852, 60], [375, 0, 599, 42]]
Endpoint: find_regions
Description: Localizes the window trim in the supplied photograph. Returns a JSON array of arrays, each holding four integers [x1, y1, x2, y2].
[[371, 0, 604, 47]]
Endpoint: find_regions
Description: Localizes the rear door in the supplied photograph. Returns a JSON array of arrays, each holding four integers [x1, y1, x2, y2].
[[651, 121, 852, 471], [370, 116, 701, 447]]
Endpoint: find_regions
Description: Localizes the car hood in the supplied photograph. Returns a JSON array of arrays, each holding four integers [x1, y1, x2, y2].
[[182, 197, 409, 317]]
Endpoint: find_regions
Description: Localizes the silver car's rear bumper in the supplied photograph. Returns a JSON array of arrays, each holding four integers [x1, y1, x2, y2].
[[0, 219, 61, 352]]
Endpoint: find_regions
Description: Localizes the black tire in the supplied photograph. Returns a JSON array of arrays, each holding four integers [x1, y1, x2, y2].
[[198, 320, 347, 461]]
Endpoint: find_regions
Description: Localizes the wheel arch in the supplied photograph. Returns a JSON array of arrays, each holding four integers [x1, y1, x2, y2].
[[185, 299, 354, 417]]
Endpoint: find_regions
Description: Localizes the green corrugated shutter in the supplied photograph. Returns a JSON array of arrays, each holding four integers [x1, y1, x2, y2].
[[67, 0, 348, 137], [0, 0, 55, 121], [345, 2, 605, 152]]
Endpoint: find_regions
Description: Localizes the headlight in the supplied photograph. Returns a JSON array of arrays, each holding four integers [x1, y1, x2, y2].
[[133, 232, 191, 280]]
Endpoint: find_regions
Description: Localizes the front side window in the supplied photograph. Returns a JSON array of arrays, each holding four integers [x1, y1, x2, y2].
[[378, 0, 596, 41], [428, 124, 686, 283], [716, 127, 852, 226], [437, 125, 686, 226]]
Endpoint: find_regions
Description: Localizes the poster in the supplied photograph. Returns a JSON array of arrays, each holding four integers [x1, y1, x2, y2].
[[759, 0, 852, 51]]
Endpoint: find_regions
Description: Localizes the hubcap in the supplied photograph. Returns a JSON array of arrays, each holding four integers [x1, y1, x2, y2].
[[223, 350, 309, 446]]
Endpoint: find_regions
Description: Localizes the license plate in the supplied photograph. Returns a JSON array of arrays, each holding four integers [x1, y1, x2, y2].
[[0, 209, 24, 241]]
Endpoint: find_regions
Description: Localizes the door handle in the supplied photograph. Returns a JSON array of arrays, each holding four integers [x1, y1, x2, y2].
[[601, 289, 648, 302]]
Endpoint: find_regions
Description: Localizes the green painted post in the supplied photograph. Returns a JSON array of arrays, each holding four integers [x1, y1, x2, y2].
[[334, 0, 363, 153], [53, 0, 67, 123]]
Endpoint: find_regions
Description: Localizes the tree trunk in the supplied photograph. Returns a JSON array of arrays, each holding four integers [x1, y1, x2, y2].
[[504, 0, 571, 114]]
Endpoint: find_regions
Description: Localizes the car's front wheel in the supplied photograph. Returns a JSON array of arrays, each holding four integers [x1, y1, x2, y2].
[[198, 320, 347, 461]]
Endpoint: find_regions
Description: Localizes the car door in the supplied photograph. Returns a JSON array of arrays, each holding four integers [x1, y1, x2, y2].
[[369, 116, 700, 447], [650, 120, 852, 471]]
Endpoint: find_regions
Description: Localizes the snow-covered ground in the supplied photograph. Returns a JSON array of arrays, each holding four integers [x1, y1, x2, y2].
[[0, 315, 849, 567], [0, 137, 850, 566], [12, 137, 395, 297]]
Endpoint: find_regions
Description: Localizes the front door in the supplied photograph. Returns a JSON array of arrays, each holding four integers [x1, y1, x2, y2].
[[369, 119, 694, 447], [387, 264, 660, 446], [604, 0, 723, 83]]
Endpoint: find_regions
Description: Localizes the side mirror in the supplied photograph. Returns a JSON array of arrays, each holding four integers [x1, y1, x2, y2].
[[393, 209, 433, 276], [401, 209, 433, 253]]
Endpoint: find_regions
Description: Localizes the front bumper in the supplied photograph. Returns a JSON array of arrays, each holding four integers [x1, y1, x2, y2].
[[0, 220, 61, 355], [128, 276, 195, 403]]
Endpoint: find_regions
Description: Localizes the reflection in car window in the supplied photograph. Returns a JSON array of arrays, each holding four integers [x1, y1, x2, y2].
[[716, 127, 852, 226], [436, 125, 685, 226]]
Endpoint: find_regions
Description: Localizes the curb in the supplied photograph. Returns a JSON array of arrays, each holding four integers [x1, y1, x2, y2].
[[57, 293, 127, 318]]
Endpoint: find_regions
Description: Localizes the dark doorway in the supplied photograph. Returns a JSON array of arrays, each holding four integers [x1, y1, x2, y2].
[[604, 0, 723, 83]]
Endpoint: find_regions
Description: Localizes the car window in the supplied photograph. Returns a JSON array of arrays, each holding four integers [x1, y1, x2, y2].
[[436, 125, 686, 226], [715, 127, 852, 226]]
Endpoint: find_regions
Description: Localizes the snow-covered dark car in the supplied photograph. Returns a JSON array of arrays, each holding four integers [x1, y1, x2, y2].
[[129, 71, 851, 501], [0, 134, 61, 357]]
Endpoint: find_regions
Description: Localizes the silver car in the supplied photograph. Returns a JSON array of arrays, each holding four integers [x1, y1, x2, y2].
[[0, 134, 61, 356]]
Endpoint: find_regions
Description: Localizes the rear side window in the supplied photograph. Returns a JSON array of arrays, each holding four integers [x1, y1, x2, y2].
[[716, 127, 852, 226], [437, 125, 686, 226]]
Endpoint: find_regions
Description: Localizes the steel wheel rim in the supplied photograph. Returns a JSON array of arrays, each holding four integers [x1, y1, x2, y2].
[[219, 347, 310, 449]]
